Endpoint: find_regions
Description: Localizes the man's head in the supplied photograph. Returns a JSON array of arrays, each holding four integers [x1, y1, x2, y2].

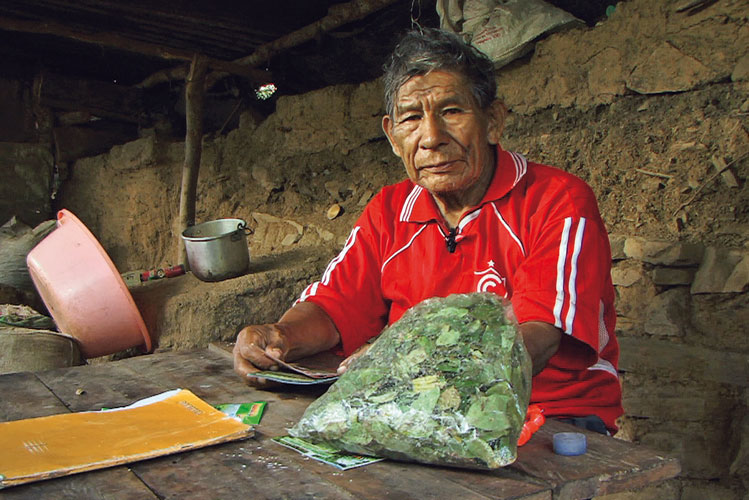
[[381, 28, 505, 209], [383, 28, 497, 119]]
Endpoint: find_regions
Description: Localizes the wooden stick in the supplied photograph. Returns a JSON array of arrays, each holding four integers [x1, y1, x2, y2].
[[218, 99, 244, 136], [237, 0, 399, 68], [635, 168, 672, 179], [177, 54, 208, 267], [138, 66, 190, 89], [672, 151, 748, 216]]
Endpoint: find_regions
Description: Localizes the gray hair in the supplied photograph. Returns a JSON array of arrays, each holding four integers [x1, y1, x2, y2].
[[382, 28, 497, 117]]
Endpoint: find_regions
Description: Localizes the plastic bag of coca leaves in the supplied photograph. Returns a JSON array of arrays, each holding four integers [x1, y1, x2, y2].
[[289, 292, 532, 469]]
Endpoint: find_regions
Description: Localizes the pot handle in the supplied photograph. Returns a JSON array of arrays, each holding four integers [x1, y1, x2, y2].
[[237, 221, 254, 235]]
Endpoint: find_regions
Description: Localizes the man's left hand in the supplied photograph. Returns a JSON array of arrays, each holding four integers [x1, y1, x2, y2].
[[519, 321, 562, 375], [336, 342, 372, 375]]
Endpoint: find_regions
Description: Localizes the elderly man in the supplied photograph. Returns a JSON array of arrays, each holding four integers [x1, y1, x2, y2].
[[234, 28, 622, 434]]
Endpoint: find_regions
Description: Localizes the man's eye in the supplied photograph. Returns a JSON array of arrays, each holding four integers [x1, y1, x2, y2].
[[400, 114, 420, 122], [444, 108, 462, 115]]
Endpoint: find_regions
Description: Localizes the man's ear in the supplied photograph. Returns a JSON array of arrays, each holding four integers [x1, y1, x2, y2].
[[487, 100, 507, 145], [382, 115, 402, 158]]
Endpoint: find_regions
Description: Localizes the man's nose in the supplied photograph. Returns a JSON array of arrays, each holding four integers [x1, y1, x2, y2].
[[420, 114, 448, 149]]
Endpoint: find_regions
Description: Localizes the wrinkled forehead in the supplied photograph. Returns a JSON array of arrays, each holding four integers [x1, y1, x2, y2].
[[393, 69, 477, 108]]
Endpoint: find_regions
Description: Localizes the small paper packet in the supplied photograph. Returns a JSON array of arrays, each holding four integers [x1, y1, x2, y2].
[[215, 402, 267, 426]]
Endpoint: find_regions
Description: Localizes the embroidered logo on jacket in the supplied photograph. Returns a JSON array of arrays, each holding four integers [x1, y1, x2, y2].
[[474, 260, 507, 297]]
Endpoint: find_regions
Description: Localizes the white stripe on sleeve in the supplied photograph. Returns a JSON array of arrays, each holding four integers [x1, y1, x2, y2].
[[297, 281, 319, 303], [553, 217, 573, 329], [321, 226, 360, 286], [297, 227, 361, 302], [564, 217, 586, 334], [588, 358, 618, 378]]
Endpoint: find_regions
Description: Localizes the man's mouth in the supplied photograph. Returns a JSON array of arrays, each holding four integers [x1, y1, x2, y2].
[[419, 161, 456, 172]]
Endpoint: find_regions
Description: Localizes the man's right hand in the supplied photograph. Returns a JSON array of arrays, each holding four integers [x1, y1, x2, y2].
[[233, 324, 290, 387], [232, 301, 343, 388]]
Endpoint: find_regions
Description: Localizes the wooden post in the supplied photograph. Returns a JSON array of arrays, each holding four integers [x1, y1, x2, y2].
[[177, 54, 208, 267]]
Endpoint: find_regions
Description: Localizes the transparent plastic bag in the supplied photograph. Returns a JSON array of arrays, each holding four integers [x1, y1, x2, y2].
[[289, 292, 532, 469]]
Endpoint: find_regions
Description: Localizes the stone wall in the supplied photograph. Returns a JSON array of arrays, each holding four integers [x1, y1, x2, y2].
[[605, 237, 748, 499]]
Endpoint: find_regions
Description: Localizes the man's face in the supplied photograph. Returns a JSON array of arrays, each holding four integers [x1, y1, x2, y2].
[[382, 70, 502, 197]]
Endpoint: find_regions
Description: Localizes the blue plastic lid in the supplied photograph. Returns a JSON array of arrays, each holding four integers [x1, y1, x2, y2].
[[553, 432, 587, 456]]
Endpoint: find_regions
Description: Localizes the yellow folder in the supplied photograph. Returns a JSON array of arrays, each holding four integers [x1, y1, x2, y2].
[[0, 389, 253, 488]]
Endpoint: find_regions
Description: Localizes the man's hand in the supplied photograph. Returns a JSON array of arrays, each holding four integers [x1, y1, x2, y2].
[[336, 342, 372, 375], [233, 301, 342, 387], [519, 321, 562, 375], [233, 324, 290, 387]]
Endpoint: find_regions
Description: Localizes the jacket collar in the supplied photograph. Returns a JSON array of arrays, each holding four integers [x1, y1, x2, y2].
[[400, 147, 528, 224]]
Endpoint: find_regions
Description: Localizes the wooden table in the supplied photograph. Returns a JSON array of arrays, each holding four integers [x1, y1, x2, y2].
[[0, 349, 679, 500]]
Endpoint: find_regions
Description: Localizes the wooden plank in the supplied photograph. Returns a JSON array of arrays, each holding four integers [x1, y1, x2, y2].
[[35, 362, 167, 412], [203, 0, 400, 88], [232, 0, 400, 68], [131, 438, 359, 500], [107, 349, 279, 403], [263, 440, 497, 500], [0, 372, 68, 421], [0, 372, 157, 499], [110, 349, 329, 416], [416, 466, 550, 500], [511, 419, 681, 500], [32, 0, 265, 54], [207, 340, 234, 361], [212, 341, 676, 497], [191, 350, 549, 499], [115, 350, 551, 500], [10, 350, 679, 500], [252, 405, 550, 500], [264, 444, 550, 500], [72, 352, 357, 499], [0, 468, 159, 499]]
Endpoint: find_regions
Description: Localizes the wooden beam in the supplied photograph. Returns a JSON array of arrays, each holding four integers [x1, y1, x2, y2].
[[176, 54, 208, 267], [137, 66, 191, 90], [139, 0, 400, 89], [237, 0, 400, 69], [0, 15, 269, 83]]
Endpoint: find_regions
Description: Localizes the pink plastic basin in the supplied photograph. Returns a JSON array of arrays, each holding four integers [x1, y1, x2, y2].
[[26, 209, 152, 358]]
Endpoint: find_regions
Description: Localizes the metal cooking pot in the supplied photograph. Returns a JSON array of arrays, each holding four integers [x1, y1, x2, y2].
[[181, 218, 252, 282]]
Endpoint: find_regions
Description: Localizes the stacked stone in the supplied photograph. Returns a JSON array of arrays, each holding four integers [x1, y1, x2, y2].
[[611, 234, 748, 499]]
